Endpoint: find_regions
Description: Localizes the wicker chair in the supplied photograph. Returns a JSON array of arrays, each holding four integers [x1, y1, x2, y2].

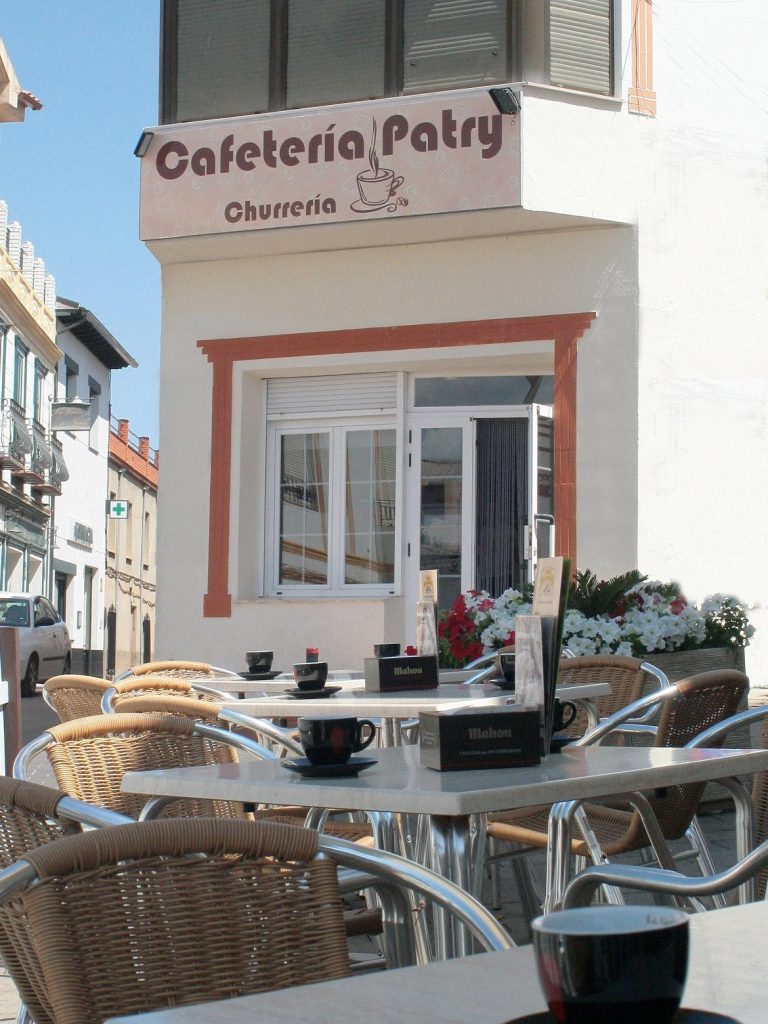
[[115, 660, 240, 681], [486, 670, 749, 914], [101, 676, 229, 713], [555, 654, 669, 738], [0, 819, 513, 1024], [43, 675, 113, 723], [0, 777, 132, 1024], [12, 713, 274, 822]]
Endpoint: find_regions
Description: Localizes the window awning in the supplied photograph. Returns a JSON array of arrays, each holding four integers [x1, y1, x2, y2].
[[51, 446, 69, 482], [32, 435, 53, 472]]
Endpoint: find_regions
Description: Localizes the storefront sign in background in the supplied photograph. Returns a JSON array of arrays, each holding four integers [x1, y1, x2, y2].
[[139, 89, 521, 240]]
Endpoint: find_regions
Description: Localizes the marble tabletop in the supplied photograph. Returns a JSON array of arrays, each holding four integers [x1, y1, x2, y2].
[[106, 900, 768, 1023], [219, 681, 611, 718], [122, 742, 768, 818]]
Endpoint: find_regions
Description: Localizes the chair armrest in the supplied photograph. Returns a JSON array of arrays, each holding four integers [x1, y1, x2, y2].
[[564, 836, 768, 908]]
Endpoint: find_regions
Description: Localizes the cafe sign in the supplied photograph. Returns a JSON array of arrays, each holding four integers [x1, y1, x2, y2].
[[139, 88, 521, 240]]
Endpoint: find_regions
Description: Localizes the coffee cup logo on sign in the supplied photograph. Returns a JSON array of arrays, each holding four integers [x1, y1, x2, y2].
[[351, 120, 407, 215]]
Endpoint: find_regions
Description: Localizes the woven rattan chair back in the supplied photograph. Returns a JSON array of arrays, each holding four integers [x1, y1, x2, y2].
[[109, 693, 223, 720], [108, 676, 224, 708], [0, 818, 351, 1024], [556, 655, 650, 736], [0, 777, 84, 1024], [750, 717, 768, 898], [618, 670, 749, 849], [122, 660, 224, 679], [43, 675, 113, 723], [43, 714, 248, 821]]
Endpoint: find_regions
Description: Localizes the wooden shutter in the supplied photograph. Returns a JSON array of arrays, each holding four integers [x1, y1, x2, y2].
[[548, 0, 612, 96]]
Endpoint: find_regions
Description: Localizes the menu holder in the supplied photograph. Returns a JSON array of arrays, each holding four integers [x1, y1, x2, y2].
[[518, 556, 572, 756]]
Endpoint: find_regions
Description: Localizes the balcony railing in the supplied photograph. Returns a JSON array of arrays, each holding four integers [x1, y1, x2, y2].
[[0, 399, 33, 470]]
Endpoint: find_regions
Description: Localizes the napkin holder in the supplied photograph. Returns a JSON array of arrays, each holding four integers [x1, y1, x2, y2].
[[419, 705, 541, 771], [364, 655, 439, 692]]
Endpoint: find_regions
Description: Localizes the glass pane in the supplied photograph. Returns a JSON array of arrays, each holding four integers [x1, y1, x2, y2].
[[279, 433, 330, 585], [420, 427, 462, 613], [344, 429, 396, 585], [404, 0, 508, 95], [287, 0, 386, 109], [414, 376, 554, 408], [175, 0, 270, 121]]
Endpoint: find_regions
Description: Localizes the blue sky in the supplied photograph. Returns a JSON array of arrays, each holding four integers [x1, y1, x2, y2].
[[1, 2, 161, 442]]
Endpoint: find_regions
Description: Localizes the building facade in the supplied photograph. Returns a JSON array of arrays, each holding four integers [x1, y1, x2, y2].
[[140, 2, 768, 675], [53, 300, 138, 676], [105, 419, 158, 676]]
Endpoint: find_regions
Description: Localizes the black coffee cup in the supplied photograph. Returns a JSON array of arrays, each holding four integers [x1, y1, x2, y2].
[[552, 698, 577, 733], [373, 643, 401, 659], [246, 650, 273, 672], [494, 652, 515, 689], [533, 906, 689, 1024], [299, 717, 377, 765], [292, 662, 329, 691]]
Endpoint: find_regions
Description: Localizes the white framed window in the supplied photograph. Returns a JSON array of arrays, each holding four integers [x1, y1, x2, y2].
[[266, 420, 398, 596]]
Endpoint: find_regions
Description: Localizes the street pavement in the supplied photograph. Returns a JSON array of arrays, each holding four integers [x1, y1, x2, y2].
[[0, 690, 757, 1017]]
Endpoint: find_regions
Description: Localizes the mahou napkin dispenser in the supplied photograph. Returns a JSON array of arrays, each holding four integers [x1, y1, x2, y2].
[[364, 655, 439, 692], [419, 705, 541, 771]]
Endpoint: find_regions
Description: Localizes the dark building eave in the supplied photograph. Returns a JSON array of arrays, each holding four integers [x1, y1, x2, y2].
[[56, 299, 139, 370]]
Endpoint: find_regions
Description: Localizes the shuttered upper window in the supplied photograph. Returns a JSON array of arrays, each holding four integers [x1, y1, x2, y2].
[[162, 0, 614, 124], [548, 0, 613, 96]]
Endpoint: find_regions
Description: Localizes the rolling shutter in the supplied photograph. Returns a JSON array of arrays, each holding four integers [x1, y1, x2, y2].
[[267, 374, 399, 417], [549, 0, 613, 96], [403, 0, 508, 95]]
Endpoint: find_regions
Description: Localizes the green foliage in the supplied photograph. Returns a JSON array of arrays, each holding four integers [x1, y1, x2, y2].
[[568, 569, 646, 618]]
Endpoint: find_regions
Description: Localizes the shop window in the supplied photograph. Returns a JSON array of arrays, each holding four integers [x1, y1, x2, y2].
[[268, 424, 397, 594], [163, 1, 614, 122]]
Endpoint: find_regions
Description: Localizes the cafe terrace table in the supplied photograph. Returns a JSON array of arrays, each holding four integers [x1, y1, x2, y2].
[[105, 900, 768, 1024], [218, 681, 612, 742], [122, 743, 768, 955]]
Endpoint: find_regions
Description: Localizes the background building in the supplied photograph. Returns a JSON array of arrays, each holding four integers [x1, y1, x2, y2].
[[105, 418, 158, 675], [0, 196, 59, 598], [54, 299, 137, 676], [140, 1, 767, 675]]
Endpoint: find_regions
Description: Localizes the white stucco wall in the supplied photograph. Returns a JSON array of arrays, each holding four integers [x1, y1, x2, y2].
[[157, 224, 637, 671], [53, 331, 110, 663], [630, 5, 768, 677]]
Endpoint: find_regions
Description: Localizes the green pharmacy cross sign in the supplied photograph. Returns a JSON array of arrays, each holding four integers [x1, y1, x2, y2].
[[108, 500, 129, 519]]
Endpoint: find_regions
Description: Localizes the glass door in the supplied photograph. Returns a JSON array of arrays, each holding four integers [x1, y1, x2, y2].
[[405, 405, 554, 639], [407, 418, 474, 620]]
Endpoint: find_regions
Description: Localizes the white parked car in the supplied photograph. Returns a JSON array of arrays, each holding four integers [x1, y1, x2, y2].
[[0, 593, 71, 697]]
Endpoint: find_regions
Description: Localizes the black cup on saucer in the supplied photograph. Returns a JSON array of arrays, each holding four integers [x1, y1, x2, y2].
[[552, 698, 577, 733], [246, 650, 273, 673], [494, 652, 515, 689], [292, 661, 329, 691], [533, 905, 689, 1024], [299, 717, 377, 765], [373, 643, 401, 659]]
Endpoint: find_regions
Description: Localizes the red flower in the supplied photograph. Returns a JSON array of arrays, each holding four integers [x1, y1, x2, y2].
[[404, 645, 418, 656], [670, 597, 687, 615]]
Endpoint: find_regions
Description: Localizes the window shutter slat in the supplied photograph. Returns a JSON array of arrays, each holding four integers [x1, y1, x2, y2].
[[549, 0, 612, 96]]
